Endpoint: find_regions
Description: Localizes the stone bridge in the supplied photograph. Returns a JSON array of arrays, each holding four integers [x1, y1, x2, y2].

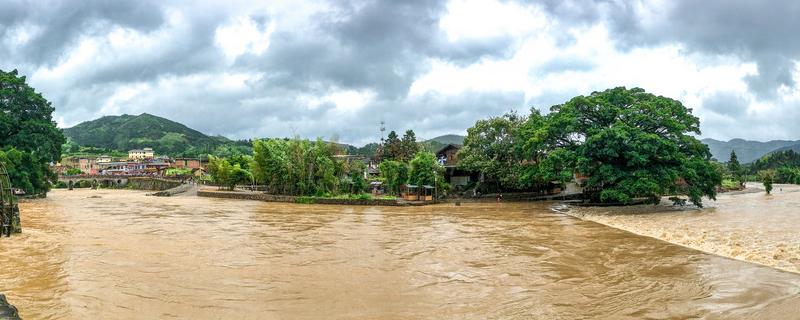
[[58, 175, 131, 189], [57, 175, 185, 191]]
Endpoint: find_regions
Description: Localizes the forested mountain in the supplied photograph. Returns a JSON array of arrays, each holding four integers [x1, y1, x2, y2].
[[63, 113, 227, 156], [748, 150, 800, 172], [701, 138, 799, 163], [770, 143, 800, 154]]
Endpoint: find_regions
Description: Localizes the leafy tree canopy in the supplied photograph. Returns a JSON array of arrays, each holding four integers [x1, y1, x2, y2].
[[515, 87, 720, 206], [378, 160, 408, 195], [458, 112, 530, 192], [0, 69, 65, 195], [408, 151, 447, 191], [0, 69, 65, 162]]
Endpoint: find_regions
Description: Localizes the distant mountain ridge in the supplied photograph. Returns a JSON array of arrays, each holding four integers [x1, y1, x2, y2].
[[63, 113, 226, 156], [701, 138, 800, 163]]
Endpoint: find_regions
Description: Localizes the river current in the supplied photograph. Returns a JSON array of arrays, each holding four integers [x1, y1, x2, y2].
[[2, 189, 800, 319]]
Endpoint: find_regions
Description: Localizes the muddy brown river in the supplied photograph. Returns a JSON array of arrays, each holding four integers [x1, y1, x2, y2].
[[2, 189, 800, 319]]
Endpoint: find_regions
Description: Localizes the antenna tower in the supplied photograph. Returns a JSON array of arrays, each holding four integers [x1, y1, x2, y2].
[[379, 120, 386, 144]]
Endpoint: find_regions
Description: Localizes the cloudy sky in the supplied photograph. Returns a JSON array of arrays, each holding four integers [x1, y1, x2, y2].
[[1, 0, 799, 145]]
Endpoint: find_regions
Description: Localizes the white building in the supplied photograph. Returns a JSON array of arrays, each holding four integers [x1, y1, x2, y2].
[[97, 155, 113, 163], [128, 148, 154, 160]]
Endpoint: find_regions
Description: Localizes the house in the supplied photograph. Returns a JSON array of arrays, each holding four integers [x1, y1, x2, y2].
[[78, 158, 99, 175], [436, 144, 461, 166], [145, 158, 172, 175], [128, 148, 155, 160], [435, 144, 477, 188], [97, 161, 143, 175], [97, 155, 113, 163], [174, 158, 203, 170]]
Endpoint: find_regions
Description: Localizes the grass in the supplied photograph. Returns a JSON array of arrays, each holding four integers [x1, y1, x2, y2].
[[295, 193, 398, 203], [720, 179, 741, 190], [295, 196, 315, 204]]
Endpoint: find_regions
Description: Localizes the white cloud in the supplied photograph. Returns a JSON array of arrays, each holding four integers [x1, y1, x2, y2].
[[215, 17, 275, 62], [440, 0, 547, 41]]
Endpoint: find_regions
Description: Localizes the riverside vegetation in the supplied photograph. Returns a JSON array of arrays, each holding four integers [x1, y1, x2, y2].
[[203, 87, 724, 206]]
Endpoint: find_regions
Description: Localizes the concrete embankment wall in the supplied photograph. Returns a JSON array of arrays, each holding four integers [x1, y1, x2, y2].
[[197, 190, 402, 206], [0, 294, 20, 320], [127, 177, 182, 191], [151, 183, 192, 197]]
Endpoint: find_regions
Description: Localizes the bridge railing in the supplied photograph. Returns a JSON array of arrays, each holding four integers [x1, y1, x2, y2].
[[57, 174, 182, 181]]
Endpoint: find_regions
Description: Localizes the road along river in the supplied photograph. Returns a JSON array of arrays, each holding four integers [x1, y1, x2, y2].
[[1, 189, 800, 319]]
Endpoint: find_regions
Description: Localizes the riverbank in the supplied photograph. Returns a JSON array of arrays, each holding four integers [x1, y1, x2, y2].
[[559, 183, 800, 274], [197, 188, 415, 206]]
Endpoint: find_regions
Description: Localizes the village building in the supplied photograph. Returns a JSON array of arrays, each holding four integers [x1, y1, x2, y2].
[[78, 158, 99, 175], [173, 158, 203, 170], [435, 144, 477, 188], [128, 148, 155, 160], [96, 157, 172, 176], [171, 158, 208, 177], [96, 155, 113, 163]]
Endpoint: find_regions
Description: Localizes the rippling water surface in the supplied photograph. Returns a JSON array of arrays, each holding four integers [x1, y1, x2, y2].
[[2, 189, 800, 319], [571, 183, 800, 274]]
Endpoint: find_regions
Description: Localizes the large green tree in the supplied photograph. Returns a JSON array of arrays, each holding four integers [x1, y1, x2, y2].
[[381, 131, 402, 161], [400, 130, 420, 162], [408, 151, 447, 191], [457, 112, 529, 191], [527, 87, 720, 206], [378, 160, 408, 195], [250, 138, 343, 196], [208, 155, 253, 191], [727, 150, 743, 183], [0, 69, 65, 195]]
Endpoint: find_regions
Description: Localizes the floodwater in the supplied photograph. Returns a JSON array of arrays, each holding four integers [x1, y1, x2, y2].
[[1, 189, 800, 319], [569, 183, 800, 274]]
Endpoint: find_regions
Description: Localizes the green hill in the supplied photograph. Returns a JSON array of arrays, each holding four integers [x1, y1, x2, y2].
[[748, 150, 800, 173], [421, 134, 465, 152], [63, 113, 226, 156]]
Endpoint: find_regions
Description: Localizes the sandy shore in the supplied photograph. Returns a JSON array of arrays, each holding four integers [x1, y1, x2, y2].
[[559, 183, 800, 274]]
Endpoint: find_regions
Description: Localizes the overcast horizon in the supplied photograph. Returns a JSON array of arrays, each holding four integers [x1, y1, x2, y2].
[[3, 0, 800, 145]]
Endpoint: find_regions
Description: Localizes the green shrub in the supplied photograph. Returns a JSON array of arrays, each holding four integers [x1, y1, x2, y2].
[[353, 193, 371, 200], [720, 179, 739, 190], [295, 196, 315, 204]]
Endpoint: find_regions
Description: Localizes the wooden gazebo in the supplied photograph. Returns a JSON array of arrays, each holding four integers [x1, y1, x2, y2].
[[401, 184, 419, 201]]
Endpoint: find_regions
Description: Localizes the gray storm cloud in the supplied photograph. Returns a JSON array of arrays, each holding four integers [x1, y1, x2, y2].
[[1, 0, 799, 144]]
